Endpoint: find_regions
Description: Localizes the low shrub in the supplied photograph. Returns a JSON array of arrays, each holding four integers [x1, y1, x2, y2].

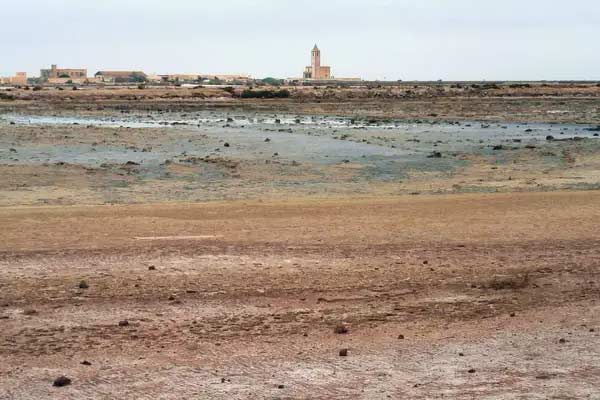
[[241, 89, 290, 99]]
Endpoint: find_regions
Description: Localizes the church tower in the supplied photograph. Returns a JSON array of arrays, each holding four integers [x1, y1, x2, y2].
[[311, 45, 321, 79], [304, 44, 331, 80]]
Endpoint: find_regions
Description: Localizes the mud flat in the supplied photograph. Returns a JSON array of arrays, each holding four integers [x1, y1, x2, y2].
[[1, 110, 600, 206]]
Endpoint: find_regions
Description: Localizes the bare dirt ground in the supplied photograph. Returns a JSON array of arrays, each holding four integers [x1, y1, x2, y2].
[[1, 86, 600, 398], [1, 191, 600, 399]]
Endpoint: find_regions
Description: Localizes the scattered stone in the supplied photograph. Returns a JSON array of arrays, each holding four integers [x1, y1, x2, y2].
[[339, 348, 349, 357], [118, 320, 129, 327], [53, 376, 71, 387], [459, 352, 465, 357], [223, 142, 230, 147], [168, 295, 176, 301], [427, 151, 442, 158], [81, 360, 92, 366], [23, 309, 37, 316], [559, 338, 566, 344], [398, 334, 405, 340], [264, 138, 271, 142], [148, 266, 156, 271], [590, 328, 595, 332], [78, 280, 89, 289], [536, 374, 552, 380], [277, 384, 285, 389], [334, 324, 348, 334], [546, 135, 555, 141], [492, 145, 504, 150], [510, 312, 516, 317], [468, 369, 476, 374]]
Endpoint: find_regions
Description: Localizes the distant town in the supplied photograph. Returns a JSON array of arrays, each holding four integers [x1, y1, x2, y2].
[[0, 45, 360, 87]]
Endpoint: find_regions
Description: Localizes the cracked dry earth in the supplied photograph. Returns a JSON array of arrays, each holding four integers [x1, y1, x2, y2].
[[1, 191, 599, 399]]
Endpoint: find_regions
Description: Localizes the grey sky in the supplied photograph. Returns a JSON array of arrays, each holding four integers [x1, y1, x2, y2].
[[2, 0, 599, 80]]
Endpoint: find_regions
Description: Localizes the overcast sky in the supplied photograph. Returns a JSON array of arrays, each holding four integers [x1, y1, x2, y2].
[[1, 0, 599, 80]]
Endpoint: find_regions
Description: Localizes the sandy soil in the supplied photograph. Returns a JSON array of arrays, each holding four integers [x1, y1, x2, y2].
[[1, 191, 599, 399], [1, 86, 600, 398]]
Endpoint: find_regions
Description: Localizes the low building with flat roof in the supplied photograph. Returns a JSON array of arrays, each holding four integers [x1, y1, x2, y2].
[[94, 71, 148, 83], [40, 65, 87, 82], [0, 72, 27, 85]]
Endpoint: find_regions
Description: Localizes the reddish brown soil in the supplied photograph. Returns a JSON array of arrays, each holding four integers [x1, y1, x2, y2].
[[1, 191, 599, 399]]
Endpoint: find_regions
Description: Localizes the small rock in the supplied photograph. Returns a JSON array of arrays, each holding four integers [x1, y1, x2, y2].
[[223, 142, 230, 147], [339, 348, 348, 357], [148, 266, 156, 271], [546, 135, 555, 141], [398, 334, 405, 340], [81, 360, 92, 366], [118, 320, 129, 327], [264, 138, 271, 142], [168, 295, 176, 301], [468, 369, 476, 374], [78, 280, 89, 289], [334, 324, 348, 334], [459, 352, 465, 357], [510, 312, 516, 317], [53, 376, 71, 387], [23, 309, 37, 316], [559, 338, 566, 344], [277, 384, 285, 389]]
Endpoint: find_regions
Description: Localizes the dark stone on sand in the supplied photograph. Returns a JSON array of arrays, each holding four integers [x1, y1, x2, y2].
[[334, 324, 348, 334], [118, 320, 129, 327], [223, 142, 230, 147], [559, 338, 566, 343], [468, 369, 476, 374], [398, 334, 405, 340], [81, 361, 92, 366], [546, 135, 555, 141], [339, 348, 348, 357], [148, 266, 156, 271], [53, 376, 71, 387], [78, 280, 89, 289]]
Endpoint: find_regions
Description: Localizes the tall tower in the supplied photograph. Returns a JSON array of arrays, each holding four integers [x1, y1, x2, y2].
[[311, 45, 320, 79]]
